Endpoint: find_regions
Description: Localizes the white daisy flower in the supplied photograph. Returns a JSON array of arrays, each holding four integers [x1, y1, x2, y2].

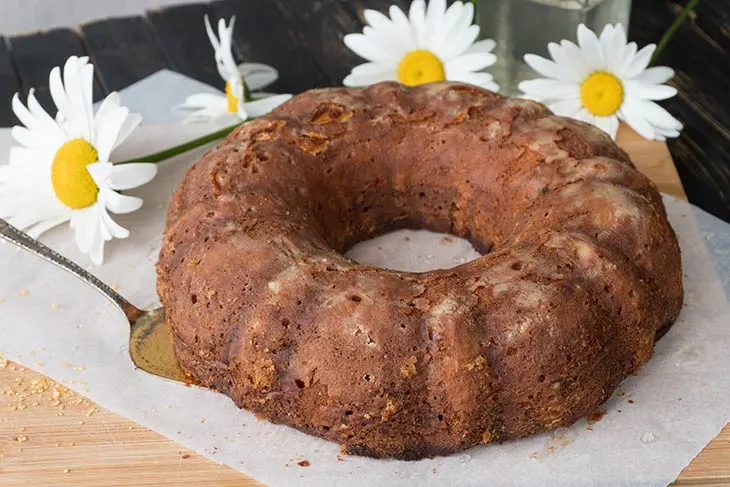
[[0, 56, 157, 265], [519, 23, 682, 141], [343, 0, 499, 91], [180, 15, 292, 124]]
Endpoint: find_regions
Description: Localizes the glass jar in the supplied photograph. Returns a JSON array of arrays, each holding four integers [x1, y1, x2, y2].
[[475, 0, 632, 95]]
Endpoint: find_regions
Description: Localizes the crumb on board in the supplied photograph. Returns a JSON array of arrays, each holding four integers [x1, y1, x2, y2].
[[628, 399, 635, 404], [1, 371, 95, 415], [63, 468, 70, 473], [13, 435, 28, 442], [181, 453, 191, 459], [297, 460, 311, 467]]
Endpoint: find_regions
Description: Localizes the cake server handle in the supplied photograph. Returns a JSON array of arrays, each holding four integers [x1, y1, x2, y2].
[[0, 217, 143, 322]]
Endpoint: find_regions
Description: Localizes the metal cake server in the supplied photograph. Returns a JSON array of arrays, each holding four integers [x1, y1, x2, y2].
[[0, 217, 188, 384]]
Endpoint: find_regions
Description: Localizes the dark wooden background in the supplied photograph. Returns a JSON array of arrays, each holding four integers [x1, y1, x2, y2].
[[0, 0, 728, 223]]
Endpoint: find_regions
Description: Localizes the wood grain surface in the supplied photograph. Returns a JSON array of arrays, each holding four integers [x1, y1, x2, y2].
[[1, 126, 727, 486]]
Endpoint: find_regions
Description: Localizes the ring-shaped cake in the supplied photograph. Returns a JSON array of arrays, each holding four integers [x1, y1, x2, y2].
[[157, 82, 683, 459]]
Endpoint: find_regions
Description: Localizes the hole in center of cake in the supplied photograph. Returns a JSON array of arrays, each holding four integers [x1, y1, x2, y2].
[[344, 229, 482, 273]]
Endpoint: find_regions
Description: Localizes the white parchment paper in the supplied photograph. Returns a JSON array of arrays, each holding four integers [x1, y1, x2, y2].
[[1, 125, 729, 487]]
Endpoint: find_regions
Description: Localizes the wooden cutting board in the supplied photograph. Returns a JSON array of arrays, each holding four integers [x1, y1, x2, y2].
[[0, 126, 727, 486]]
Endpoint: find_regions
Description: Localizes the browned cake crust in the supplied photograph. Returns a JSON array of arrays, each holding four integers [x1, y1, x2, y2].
[[156, 82, 683, 460]]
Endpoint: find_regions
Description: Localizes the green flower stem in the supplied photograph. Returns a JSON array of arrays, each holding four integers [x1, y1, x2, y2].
[[651, 0, 701, 63], [116, 122, 241, 165]]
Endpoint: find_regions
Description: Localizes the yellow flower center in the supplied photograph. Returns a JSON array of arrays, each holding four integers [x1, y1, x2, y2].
[[580, 71, 624, 117], [51, 138, 99, 209], [397, 50, 445, 87], [225, 81, 239, 113]]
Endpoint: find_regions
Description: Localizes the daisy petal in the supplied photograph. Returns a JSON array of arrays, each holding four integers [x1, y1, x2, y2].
[[428, 1, 466, 49], [550, 40, 592, 81], [435, 24, 479, 61], [634, 66, 674, 85], [623, 44, 656, 78], [445, 52, 496, 74], [625, 80, 677, 101], [425, 0, 447, 39], [409, 0, 427, 47], [94, 105, 129, 163], [350, 61, 397, 77], [344, 71, 398, 87], [619, 100, 655, 140], [465, 38, 496, 55], [114, 113, 142, 151], [547, 98, 583, 118], [594, 115, 620, 139], [344, 33, 398, 62], [86, 161, 114, 188], [577, 24, 604, 67], [524, 54, 570, 81], [636, 99, 683, 130], [108, 163, 158, 190], [99, 207, 130, 239], [88, 232, 105, 266], [71, 204, 99, 254], [103, 190, 143, 214]]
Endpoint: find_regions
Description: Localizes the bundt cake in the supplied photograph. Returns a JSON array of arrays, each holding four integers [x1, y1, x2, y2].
[[156, 81, 683, 460]]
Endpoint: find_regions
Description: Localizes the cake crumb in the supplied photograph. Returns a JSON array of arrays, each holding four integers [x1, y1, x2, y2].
[[13, 435, 28, 442], [628, 399, 635, 404], [0, 296, 5, 304], [297, 460, 311, 467], [0, 357, 8, 367], [51, 303, 60, 309], [85, 408, 97, 417], [63, 468, 70, 473], [587, 408, 605, 424], [404, 236, 411, 241], [181, 453, 191, 459], [440, 236, 454, 244], [19, 289, 29, 296], [200, 417, 207, 423]]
